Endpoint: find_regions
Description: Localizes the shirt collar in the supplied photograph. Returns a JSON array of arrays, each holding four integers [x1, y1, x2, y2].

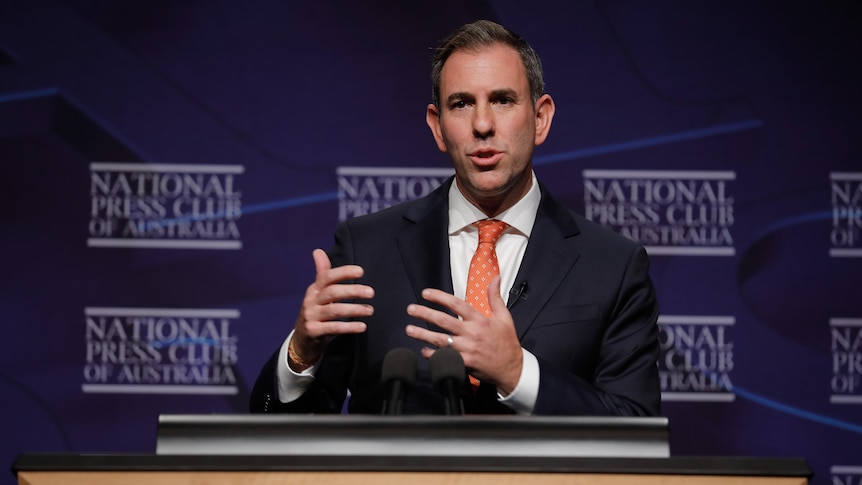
[[448, 171, 541, 237]]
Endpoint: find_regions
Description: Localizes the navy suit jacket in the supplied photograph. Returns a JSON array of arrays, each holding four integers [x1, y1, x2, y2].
[[250, 177, 661, 416]]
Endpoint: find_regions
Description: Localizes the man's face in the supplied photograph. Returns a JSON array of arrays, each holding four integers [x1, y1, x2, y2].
[[426, 43, 554, 215]]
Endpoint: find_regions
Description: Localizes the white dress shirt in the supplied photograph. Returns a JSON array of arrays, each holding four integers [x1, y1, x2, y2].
[[446, 172, 541, 414], [276, 172, 542, 414]]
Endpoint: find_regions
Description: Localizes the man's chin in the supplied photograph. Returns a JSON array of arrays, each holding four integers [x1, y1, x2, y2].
[[464, 172, 508, 193]]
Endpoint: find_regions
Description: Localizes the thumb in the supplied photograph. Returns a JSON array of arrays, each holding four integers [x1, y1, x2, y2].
[[311, 248, 332, 282]]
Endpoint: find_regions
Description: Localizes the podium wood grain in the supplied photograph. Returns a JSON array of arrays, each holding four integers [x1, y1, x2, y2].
[[18, 471, 808, 485]]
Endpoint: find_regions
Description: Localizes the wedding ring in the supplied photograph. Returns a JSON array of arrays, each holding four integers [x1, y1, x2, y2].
[[446, 335, 454, 347]]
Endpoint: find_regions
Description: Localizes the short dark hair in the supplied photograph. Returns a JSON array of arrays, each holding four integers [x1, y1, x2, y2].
[[430, 20, 546, 109]]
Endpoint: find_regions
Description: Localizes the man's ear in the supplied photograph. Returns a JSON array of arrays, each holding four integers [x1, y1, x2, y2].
[[426, 103, 448, 153], [533, 94, 556, 146]]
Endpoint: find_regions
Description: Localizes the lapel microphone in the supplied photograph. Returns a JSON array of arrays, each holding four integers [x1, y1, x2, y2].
[[507, 281, 528, 309]]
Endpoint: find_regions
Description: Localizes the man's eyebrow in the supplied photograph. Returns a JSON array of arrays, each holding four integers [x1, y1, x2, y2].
[[489, 88, 519, 99], [446, 92, 474, 104]]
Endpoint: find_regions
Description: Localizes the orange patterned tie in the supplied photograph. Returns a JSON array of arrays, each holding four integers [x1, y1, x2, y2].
[[465, 219, 508, 390], [466, 219, 509, 316]]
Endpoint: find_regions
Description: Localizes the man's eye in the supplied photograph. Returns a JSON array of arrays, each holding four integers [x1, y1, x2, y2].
[[497, 97, 513, 105], [451, 101, 467, 109]]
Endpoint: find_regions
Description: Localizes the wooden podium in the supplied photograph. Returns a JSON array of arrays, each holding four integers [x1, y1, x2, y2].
[[13, 454, 811, 484], [12, 415, 811, 484]]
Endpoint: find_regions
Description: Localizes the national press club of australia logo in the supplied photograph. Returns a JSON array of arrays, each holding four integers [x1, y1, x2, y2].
[[82, 307, 241, 395], [583, 170, 735, 256], [88, 162, 243, 250], [658, 315, 736, 402], [830, 172, 862, 258], [830, 318, 862, 404], [336, 166, 453, 221]]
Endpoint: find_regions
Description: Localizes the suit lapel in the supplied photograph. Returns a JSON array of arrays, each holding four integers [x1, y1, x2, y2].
[[509, 184, 581, 339], [394, 178, 581, 338], [396, 179, 455, 330]]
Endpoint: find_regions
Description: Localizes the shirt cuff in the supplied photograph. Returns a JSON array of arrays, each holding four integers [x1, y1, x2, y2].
[[275, 329, 320, 403], [497, 348, 539, 415]]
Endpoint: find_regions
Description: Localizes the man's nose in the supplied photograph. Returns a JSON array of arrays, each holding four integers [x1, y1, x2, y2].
[[472, 104, 495, 139]]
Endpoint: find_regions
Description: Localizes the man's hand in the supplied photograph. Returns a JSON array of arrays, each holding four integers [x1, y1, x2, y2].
[[290, 249, 373, 371], [405, 276, 523, 395]]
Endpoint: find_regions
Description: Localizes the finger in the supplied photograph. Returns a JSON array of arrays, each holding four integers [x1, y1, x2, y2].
[[318, 283, 375, 305], [419, 346, 435, 360], [321, 302, 374, 321], [406, 303, 461, 333], [311, 248, 331, 276], [405, 324, 452, 348], [418, 288, 477, 319], [312, 249, 364, 286], [308, 320, 367, 338]]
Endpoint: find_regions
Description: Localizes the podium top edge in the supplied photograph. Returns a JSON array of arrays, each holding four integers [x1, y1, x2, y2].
[[12, 453, 812, 478], [157, 414, 670, 428]]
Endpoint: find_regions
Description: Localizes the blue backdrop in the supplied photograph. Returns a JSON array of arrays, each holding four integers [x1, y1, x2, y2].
[[1, 1, 860, 484]]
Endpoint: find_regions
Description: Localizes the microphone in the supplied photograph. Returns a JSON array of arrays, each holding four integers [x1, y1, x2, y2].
[[507, 281, 528, 309], [430, 346, 465, 415], [381, 348, 418, 415]]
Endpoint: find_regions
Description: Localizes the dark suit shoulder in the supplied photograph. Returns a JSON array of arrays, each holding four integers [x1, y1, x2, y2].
[[537, 181, 643, 256], [340, 176, 451, 233], [569, 211, 642, 253]]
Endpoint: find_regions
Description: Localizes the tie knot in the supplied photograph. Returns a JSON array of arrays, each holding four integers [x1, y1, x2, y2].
[[474, 219, 509, 245]]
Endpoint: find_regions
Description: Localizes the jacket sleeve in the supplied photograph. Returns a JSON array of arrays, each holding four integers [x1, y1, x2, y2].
[[249, 333, 355, 413], [249, 222, 357, 414]]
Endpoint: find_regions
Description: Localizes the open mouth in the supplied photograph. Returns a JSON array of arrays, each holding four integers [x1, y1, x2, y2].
[[470, 149, 501, 165]]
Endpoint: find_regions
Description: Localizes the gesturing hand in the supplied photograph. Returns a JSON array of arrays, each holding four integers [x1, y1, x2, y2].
[[290, 249, 373, 371], [405, 276, 523, 395]]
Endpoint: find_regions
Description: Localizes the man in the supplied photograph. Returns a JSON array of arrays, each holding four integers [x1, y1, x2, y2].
[[250, 20, 660, 416]]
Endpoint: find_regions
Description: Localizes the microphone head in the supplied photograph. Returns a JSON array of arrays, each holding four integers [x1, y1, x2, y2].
[[381, 347, 418, 386], [429, 345, 465, 386]]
